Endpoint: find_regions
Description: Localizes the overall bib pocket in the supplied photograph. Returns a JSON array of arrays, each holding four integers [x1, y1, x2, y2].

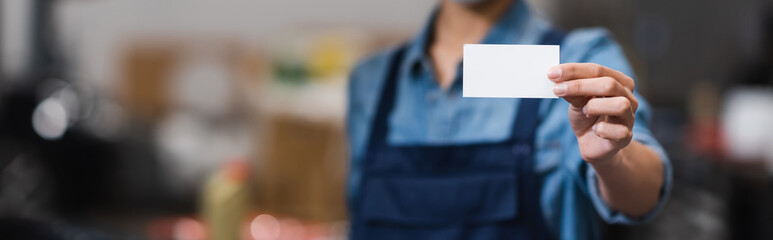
[[361, 172, 518, 226]]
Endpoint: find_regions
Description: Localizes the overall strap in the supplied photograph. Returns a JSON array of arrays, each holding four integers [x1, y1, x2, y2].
[[511, 28, 566, 143], [540, 28, 567, 46], [366, 45, 408, 152], [517, 28, 567, 240]]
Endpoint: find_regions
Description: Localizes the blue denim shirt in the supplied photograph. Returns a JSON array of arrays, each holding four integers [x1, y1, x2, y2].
[[346, 1, 672, 239]]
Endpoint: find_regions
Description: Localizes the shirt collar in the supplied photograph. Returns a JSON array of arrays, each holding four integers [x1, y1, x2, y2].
[[402, 0, 534, 78]]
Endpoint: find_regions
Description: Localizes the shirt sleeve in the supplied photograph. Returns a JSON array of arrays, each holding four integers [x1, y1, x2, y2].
[[563, 27, 673, 224], [586, 93, 673, 224]]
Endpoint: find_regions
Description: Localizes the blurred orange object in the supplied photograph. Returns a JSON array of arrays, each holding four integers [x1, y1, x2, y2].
[[687, 119, 728, 159], [239, 212, 346, 240], [147, 217, 207, 240], [254, 114, 347, 222], [119, 41, 182, 123]]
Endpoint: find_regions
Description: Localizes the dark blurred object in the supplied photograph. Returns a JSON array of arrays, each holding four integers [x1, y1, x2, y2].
[[721, 5, 773, 238], [0, 0, 127, 219], [30, 0, 63, 78], [0, 81, 123, 215], [734, 2, 773, 87], [0, 217, 110, 240], [0, 0, 4, 80], [602, 1, 773, 239], [603, 109, 733, 240]]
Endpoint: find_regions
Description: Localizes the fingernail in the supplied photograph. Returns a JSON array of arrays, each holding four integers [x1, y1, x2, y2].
[[553, 83, 567, 96], [547, 66, 562, 80], [582, 106, 588, 116], [592, 123, 597, 132]]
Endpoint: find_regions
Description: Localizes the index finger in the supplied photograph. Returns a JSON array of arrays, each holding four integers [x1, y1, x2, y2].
[[547, 63, 634, 91]]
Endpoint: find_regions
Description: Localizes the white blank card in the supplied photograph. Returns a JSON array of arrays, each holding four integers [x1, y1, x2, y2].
[[462, 44, 559, 98]]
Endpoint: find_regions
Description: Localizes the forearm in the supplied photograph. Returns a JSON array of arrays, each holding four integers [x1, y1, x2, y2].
[[590, 140, 663, 217]]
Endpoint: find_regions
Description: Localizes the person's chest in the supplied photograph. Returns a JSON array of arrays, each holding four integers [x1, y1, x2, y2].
[[387, 69, 524, 146]]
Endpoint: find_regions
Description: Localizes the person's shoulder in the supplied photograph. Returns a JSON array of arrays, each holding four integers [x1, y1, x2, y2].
[[350, 45, 402, 84], [561, 27, 633, 76], [561, 27, 619, 59], [563, 27, 616, 47], [346, 44, 405, 156], [348, 44, 403, 103]]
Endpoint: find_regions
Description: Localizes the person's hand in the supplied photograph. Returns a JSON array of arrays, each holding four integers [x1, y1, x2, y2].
[[547, 63, 638, 164]]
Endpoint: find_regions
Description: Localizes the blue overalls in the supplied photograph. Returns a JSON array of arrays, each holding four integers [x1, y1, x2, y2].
[[351, 30, 565, 240]]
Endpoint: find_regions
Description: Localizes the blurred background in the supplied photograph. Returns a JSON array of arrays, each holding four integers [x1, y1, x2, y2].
[[1, 0, 773, 239]]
